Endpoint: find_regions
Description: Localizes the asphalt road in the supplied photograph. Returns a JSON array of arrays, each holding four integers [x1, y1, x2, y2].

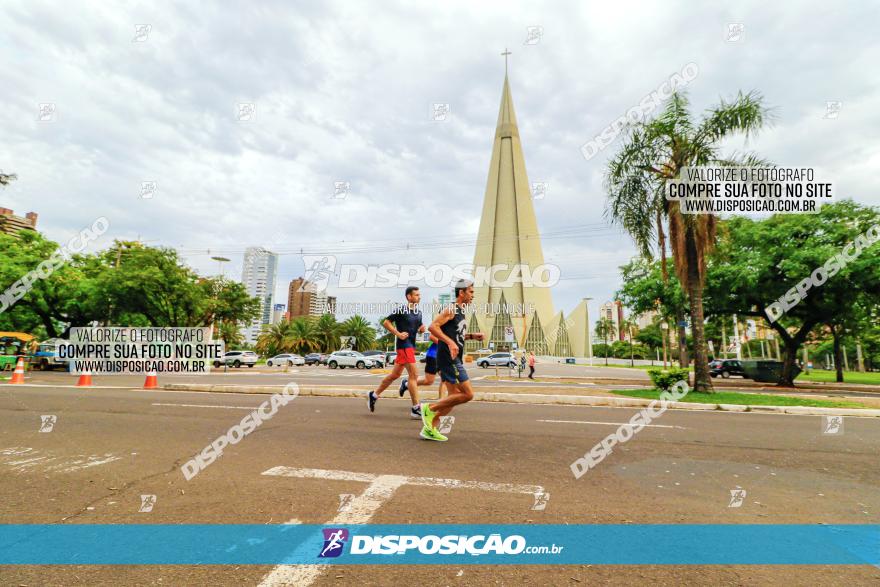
[[1, 384, 879, 586]]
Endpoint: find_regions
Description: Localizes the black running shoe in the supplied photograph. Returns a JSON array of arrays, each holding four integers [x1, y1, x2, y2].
[[368, 391, 377, 412], [398, 378, 408, 397]]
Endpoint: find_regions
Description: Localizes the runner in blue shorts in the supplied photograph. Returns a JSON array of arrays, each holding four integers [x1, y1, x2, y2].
[[419, 279, 484, 441]]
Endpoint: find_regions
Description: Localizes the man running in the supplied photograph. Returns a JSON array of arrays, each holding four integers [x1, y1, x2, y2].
[[368, 286, 425, 419], [399, 333, 448, 401], [419, 279, 484, 441]]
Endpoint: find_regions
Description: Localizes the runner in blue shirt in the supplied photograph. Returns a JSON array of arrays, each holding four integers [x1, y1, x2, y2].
[[398, 333, 448, 401]]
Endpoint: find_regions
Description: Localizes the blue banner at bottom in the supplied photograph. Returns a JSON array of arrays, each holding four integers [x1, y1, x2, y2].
[[0, 525, 877, 565]]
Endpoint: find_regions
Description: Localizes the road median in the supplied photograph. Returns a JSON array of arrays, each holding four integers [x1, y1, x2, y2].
[[161, 383, 880, 417]]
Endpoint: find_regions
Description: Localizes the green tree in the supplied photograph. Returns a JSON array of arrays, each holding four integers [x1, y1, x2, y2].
[[635, 322, 663, 354], [606, 91, 772, 391], [704, 201, 880, 385], [291, 318, 323, 355], [314, 313, 340, 353], [340, 315, 375, 351], [0, 230, 102, 337], [199, 277, 261, 328], [215, 320, 244, 349], [0, 234, 261, 337]]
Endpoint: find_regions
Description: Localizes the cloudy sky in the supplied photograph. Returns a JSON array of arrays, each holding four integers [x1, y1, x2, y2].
[[2, 0, 878, 328]]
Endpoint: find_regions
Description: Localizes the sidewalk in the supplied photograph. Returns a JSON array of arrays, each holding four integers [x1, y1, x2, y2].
[[162, 382, 880, 418]]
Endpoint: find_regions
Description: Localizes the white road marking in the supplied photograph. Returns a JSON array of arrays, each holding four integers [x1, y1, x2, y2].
[[263, 467, 377, 483], [151, 402, 257, 410], [538, 419, 685, 429], [258, 466, 544, 586], [258, 473, 407, 587], [406, 475, 543, 495], [0, 447, 121, 473]]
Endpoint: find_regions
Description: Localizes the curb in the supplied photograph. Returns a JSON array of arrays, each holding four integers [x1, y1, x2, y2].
[[161, 384, 880, 417]]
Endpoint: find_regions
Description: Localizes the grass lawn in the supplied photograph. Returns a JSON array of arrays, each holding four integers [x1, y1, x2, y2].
[[796, 370, 880, 385], [612, 388, 864, 409]]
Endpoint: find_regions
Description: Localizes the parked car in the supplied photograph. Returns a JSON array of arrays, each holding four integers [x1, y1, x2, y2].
[[709, 359, 747, 378], [214, 350, 259, 368], [361, 350, 386, 368], [476, 352, 517, 368], [384, 352, 396, 366], [327, 350, 376, 369], [304, 353, 323, 366], [266, 353, 304, 367]]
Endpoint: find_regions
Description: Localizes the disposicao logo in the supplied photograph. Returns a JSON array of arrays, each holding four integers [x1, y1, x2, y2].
[[318, 528, 349, 558]]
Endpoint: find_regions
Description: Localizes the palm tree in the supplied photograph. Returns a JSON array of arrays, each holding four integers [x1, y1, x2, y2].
[[314, 313, 340, 353], [255, 321, 293, 356], [0, 171, 17, 186], [215, 321, 244, 349], [606, 91, 771, 392], [340, 315, 375, 351], [595, 318, 614, 366], [621, 317, 638, 367], [287, 317, 322, 355]]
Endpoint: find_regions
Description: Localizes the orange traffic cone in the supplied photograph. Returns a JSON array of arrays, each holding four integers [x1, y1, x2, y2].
[[143, 370, 158, 389], [76, 371, 93, 387], [9, 357, 26, 384]]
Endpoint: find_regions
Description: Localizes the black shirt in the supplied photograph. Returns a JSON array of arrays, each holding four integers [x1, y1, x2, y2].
[[436, 305, 467, 365], [386, 305, 423, 350]]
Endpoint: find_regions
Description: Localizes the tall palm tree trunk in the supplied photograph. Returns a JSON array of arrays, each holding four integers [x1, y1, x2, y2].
[[685, 229, 712, 392], [675, 311, 689, 368], [832, 324, 844, 383]]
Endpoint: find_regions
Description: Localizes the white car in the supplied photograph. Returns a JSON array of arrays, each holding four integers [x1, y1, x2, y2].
[[213, 350, 258, 368], [476, 352, 517, 368], [327, 350, 376, 369], [266, 353, 305, 367]]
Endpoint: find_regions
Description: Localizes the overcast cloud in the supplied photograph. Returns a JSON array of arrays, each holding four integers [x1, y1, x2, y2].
[[2, 0, 878, 328]]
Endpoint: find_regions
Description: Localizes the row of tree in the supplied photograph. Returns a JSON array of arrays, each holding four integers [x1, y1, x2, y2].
[[254, 314, 377, 356], [614, 201, 880, 384], [605, 89, 879, 390], [0, 231, 261, 344]]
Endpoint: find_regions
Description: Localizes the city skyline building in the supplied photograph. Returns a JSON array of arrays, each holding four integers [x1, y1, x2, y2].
[[241, 247, 278, 343]]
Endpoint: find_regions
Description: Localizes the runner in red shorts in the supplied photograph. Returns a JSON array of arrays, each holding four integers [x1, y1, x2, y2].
[[368, 286, 425, 419]]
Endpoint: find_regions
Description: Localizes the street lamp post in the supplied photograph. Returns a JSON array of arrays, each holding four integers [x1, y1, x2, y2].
[[211, 256, 231, 278], [584, 297, 593, 367]]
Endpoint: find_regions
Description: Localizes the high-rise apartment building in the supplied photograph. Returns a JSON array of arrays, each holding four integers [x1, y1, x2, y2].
[[241, 247, 278, 343]]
